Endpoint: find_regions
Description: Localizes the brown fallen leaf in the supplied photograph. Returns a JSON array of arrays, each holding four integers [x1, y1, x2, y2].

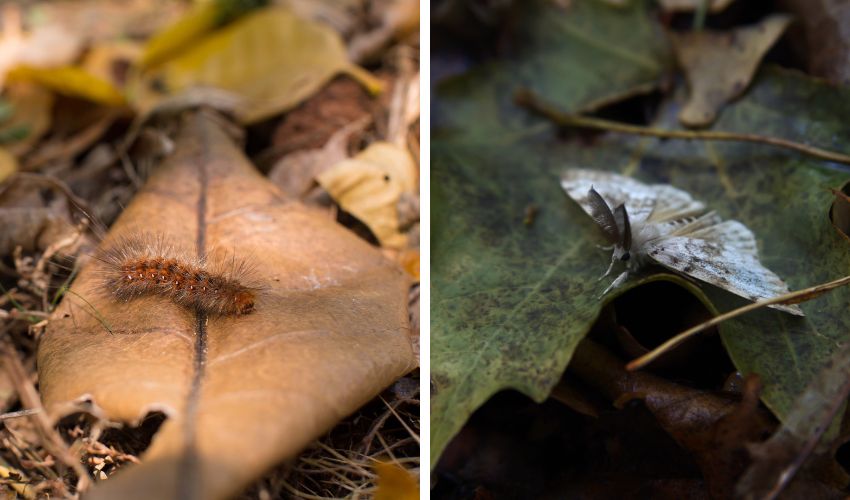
[[569, 339, 775, 498], [38, 110, 415, 499], [317, 141, 418, 249], [268, 115, 371, 199], [672, 14, 792, 127]]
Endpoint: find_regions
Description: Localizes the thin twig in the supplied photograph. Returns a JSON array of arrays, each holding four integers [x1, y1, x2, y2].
[[0, 408, 40, 421], [515, 88, 850, 166], [627, 274, 850, 371]]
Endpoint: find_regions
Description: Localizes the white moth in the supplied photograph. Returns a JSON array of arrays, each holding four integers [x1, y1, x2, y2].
[[561, 168, 803, 316]]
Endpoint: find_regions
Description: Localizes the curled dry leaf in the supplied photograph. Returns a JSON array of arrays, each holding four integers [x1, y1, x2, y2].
[[672, 14, 791, 127], [38, 111, 414, 500], [268, 115, 370, 199], [317, 141, 418, 249], [134, 7, 382, 124]]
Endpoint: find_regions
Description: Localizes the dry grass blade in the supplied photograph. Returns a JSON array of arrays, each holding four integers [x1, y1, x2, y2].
[[627, 274, 850, 371], [1, 342, 91, 494]]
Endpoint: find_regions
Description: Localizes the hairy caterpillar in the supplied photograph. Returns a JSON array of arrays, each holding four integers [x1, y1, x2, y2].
[[93, 233, 258, 316]]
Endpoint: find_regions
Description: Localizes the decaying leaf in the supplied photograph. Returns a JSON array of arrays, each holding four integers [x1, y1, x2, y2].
[[570, 339, 776, 499], [38, 111, 414, 499], [317, 141, 418, 249], [659, 0, 734, 12], [672, 14, 791, 127], [737, 341, 850, 499], [134, 7, 383, 124]]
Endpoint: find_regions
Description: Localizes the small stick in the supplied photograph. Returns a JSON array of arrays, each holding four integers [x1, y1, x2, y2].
[[627, 274, 850, 371], [515, 89, 850, 166], [0, 408, 40, 420]]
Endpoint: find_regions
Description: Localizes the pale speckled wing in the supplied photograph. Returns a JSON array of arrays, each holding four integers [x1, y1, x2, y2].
[[561, 169, 658, 223], [646, 236, 804, 316], [561, 169, 705, 224], [679, 219, 759, 256]]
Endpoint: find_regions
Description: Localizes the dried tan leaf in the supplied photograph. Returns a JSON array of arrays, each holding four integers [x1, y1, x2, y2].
[[268, 116, 370, 199], [317, 141, 418, 249], [134, 7, 382, 124], [673, 14, 791, 127], [38, 111, 414, 500]]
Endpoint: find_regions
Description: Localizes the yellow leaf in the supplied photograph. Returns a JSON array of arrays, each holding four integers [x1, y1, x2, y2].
[[374, 462, 418, 500], [134, 7, 382, 123], [138, 0, 220, 69], [8, 65, 125, 106], [318, 142, 418, 249]]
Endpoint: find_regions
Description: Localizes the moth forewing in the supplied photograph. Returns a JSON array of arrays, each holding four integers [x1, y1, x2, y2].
[[561, 168, 804, 316], [586, 187, 620, 245], [613, 203, 631, 254]]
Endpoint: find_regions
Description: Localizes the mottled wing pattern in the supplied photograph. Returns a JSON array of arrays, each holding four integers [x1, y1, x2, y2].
[[680, 219, 759, 256], [646, 236, 803, 315], [561, 169, 658, 222]]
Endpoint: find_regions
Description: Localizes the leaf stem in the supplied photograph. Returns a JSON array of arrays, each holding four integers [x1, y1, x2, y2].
[[515, 88, 850, 166], [626, 274, 850, 371]]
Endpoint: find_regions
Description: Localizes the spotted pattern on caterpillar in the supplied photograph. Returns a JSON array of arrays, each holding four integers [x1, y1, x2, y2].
[[95, 233, 257, 316]]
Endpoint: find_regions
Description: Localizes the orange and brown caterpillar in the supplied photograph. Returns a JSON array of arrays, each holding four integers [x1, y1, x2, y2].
[[95, 234, 257, 316]]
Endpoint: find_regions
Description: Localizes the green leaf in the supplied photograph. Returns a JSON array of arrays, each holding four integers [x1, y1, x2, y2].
[[432, 15, 850, 473], [431, 0, 672, 467], [434, 0, 671, 141], [645, 66, 850, 425]]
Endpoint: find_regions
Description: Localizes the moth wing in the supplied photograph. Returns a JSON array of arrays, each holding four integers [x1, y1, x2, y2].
[[644, 184, 706, 222], [561, 169, 657, 223], [646, 236, 804, 316], [678, 219, 759, 256]]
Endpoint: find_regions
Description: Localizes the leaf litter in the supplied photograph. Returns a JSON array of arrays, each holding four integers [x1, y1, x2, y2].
[[0, 0, 419, 498], [433, 0, 850, 498]]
